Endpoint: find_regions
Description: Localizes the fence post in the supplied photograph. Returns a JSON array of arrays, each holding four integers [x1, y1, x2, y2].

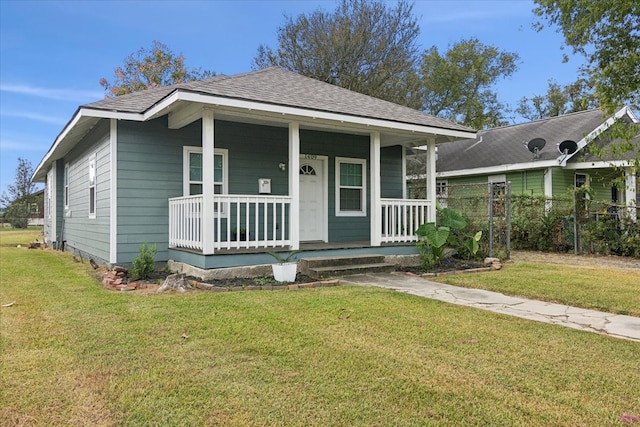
[[573, 189, 579, 255], [506, 181, 511, 259], [488, 183, 494, 257]]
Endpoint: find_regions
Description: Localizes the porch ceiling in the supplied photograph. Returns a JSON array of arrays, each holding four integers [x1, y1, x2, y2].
[[162, 100, 463, 148]]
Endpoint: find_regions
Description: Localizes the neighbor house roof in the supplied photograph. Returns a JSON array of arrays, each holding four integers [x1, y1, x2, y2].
[[34, 67, 476, 182], [436, 106, 638, 177]]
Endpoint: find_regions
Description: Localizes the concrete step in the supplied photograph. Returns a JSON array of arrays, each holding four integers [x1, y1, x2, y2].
[[304, 262, 396, 279]]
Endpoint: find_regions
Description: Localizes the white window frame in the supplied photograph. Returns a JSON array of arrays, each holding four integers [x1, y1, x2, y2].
[[88, 153, 97, 218], [575, 173, 589, 189], [64, 163, 69, 210], [335, 157, 367, 217], [183, 146, 228, 215], [46, 170, 52, 220], [436, 180, 448, 208]]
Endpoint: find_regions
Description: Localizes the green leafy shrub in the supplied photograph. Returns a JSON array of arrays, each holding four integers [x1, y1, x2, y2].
[[131, 243, 157, 280], [416, 208, 483, 269]]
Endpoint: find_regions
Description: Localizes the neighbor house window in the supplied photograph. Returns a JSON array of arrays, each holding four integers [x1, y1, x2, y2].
[[575, 173, 588, 189], [88, 154, 97, 218], [336, 157, 366, 216], [436, 180, 448, 208], [183, 146, 228, 213], [489, 175, 506, 216], [64, 163, 69, 209]]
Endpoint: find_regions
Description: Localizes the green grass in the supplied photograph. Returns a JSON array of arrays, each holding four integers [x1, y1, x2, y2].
[[432, 262, 640, 316], [1, 230, 639, 425], [0, 226, 43, 246]]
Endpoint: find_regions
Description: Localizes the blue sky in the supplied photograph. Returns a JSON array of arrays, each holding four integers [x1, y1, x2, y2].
[[0, 0, 585, 196]]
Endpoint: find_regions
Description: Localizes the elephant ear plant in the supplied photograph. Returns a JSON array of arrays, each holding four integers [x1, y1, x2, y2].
[[415, 208, 482, 269]]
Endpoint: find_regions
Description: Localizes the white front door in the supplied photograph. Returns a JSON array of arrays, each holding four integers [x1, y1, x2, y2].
[[299, 157, 325, 241]]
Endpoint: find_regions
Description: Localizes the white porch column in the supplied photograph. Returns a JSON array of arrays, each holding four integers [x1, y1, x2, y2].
[[202, 108, 215, 255], [370, 131, 382, 246], [625, 167, 637, 220], [289, 122, 300, 250], [544, 168, 553, 213], [425, 136, 437, 222]]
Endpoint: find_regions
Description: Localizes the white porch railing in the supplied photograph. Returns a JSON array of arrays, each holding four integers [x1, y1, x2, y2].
[[170, 196, 431, 251], [169, 194, 203, 251], [380, 198, 432, 243], [169, 194, 292, 251]]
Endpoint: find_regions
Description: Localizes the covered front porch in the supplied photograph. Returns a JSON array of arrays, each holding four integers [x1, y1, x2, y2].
[[168, 194, 432, 253], [165, 107, 445, 266]]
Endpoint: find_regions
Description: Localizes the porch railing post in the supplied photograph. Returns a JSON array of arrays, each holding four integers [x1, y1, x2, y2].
[[202, 108, 215, 255], [289, 122, 300, 250], [370, 131, 382, 246], [426, 136, 437, 223]]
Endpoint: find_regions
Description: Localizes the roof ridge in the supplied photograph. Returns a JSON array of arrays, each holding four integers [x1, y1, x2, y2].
[[481, 108, 604, 134]]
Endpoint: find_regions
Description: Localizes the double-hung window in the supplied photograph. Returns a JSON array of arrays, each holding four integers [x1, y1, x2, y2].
[[88, 154, 97, 218], [64, 163, 69, 210], [184, 146, 228, 214], [336, 157, 366, 216], [436, 180, 448, 208]]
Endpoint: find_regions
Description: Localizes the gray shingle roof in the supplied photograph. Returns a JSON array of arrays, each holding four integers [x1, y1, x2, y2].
[[437, 109, 615, 172], [85, 67, 474, 133]]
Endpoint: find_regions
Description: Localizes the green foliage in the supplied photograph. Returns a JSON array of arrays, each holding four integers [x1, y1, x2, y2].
[[267, 250, 300, 264], [1, 158, 38, 229], [131, 243, 157, 280], [583, 210, 640, 257], [463, 231, 483, 258], [253, 0, 422, 108], [511, 195, 574, 252], [516, 78, 597, 120], [533, 0, 640, 113], [416, 208, 484, 268], [419, 37, 519, 129], [100, 40, 215, 96]]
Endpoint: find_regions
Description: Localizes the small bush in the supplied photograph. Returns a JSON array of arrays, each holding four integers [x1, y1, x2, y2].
[[131, 243, 157, 280]]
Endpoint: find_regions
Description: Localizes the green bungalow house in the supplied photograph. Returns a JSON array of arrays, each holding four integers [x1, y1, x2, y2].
[[434, 107, 639, 217], [32, 67, 475, 271]]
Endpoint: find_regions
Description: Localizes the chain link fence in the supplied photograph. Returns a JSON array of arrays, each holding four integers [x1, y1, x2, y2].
[[408, 181, 640, 259]]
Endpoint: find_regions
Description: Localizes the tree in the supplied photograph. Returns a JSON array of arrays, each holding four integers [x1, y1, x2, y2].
[[1, 158, 37, 228], [253, 0, 422, 108], [418, 38, 519, 129], [516, 78, 597, 120], [533, 0, 640, 113], [100, 40, 215, 96]]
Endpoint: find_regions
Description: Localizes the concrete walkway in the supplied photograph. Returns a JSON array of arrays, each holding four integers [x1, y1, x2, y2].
[[340, 272, 640, 342]]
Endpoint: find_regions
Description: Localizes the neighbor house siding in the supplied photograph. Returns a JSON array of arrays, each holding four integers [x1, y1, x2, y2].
[[552, 168, 575, 198], [508, 170, 545, 195], [62, 120, 111, 263]]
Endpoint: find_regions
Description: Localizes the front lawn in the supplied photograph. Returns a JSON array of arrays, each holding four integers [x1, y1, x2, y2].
[[1, 230, 639, 426], [432, 261, 640, 316]]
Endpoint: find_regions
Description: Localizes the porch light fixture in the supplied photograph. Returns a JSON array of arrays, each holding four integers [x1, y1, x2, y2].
[[278, 162, 286, 171]]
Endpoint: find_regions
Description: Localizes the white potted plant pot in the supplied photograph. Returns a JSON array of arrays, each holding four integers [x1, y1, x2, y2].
[[272, 262, 298, 282], [268, 251, 300, 283]]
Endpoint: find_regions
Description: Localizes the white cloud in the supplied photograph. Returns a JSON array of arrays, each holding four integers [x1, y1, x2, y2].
[[0, 110, 68, 126], [0, 138, 50, 152], [0, 83, 103, 103]]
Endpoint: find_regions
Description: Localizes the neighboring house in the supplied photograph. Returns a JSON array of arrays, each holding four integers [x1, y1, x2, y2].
[[434, 107, 639, 216], [32, 67, 474, 269]]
